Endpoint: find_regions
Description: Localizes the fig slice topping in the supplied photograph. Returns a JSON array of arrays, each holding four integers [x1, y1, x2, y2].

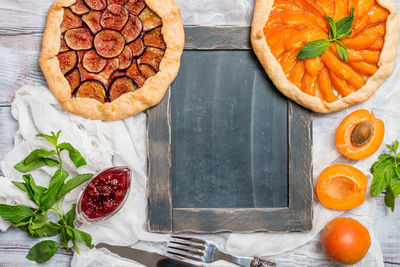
[[100, 4, 129, 30], [61, 8, 82, 33], [118, 46, 133, 70], [109, 76, 137, 101], [126, 60, 146, 87], [125, 0, 146, 15], [70, 0, 90, 15], [75, 80, 107, 103], [82, 50, 107, 73], [57, 51, 78, 75], [128, 37, 145, 57], [94, 30, 126, 58], [65, 28, 94, 50], [139, 63, 157, 79], [139, 8, 162, 32], [351, 121, 374, 147], [66, 68, 81, 92], [139, 47, 164, 71], [108, 0, 128, 4], [110, 70, 126, 81], [144, 27, 166, 50], [60, 36, 69, 52], [121, 15, 143, 43], [82, 11, 102, 34], [84, 0, 107, 10]]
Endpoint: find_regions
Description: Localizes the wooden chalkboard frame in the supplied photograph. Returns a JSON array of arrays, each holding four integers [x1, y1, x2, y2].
[[147, 26, 313, 233]]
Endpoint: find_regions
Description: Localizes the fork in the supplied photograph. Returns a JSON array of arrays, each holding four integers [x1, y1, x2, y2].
[[167, 236, 276, 267]]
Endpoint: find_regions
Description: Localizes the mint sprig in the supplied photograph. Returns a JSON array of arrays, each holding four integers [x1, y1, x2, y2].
[[0, 131, 94, 262], [370, 140, 400, 211], [297, 8, 354, 62]]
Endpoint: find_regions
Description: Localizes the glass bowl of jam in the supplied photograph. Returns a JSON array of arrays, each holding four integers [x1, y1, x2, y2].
[[74, 166, 131, 227]]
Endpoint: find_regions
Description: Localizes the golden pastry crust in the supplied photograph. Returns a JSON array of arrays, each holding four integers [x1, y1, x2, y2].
[[251, 0, 398, 113], [40, 0, 184, 120]]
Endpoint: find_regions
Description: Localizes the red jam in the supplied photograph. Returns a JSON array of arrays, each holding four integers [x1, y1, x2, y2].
[[81, 167, 131, 219]]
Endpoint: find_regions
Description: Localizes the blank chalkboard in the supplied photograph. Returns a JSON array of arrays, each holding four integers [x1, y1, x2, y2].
[[147, 26, 313, 233]]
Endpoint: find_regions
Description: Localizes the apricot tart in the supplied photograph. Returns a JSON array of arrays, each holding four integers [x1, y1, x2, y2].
[[40, 0, 184, 120], [251, 0, 398, 113]]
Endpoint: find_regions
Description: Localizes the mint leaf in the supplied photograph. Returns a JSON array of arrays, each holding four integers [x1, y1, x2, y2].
[[370, 156, 395, 196], [40, 170, 69, 211], [22, 174, 47, 206], [35, 222, 62, 238], [325, 16, 337, 40], [336, 7, 354, 39], [24, 149, 56, 165], [57, 174, 93, 200], [394, 141, 399, 154], [37, 133, 58, 146], [63, 204, 76, 227], [0, 204, 34, 225], [26, 240, 61, 263], [30, 212, 47, 230], [297, 39, 330, 59], [385, 186, 395, 212], [390, 180, 400, 198], [335, 40, 348, 62], [58, 143, 86, 168], [12, 181, 28, 192], [14, 157, 59, 173], [66, 226, 94, 249]]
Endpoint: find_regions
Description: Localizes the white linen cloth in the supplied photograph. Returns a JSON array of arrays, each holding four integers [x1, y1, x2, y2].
[[1, 0, 400, 265]]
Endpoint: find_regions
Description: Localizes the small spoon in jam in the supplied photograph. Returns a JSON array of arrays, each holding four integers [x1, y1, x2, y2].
[[74, 166, 131, 227]]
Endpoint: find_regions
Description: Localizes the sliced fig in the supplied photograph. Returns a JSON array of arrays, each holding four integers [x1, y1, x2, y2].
[[57, 51, 78, 74], [121, 15, 143, 43], [109, 76, 137, 101], [70, 0, 90, 15], [128, 37, 145, 57], [65, 28, 94, 50], [100, 58, 120, 80], [118, 46, 133, 70], [60, 36, 69, 52], [65, 68, 81, 92], [75, 80, 107, 103], [139, 47, 164, 71], [125, 0, 146, 15], [108, 0, 127, 4], [139, 63, 156, 79], [110, 70, 126, 80], [100, 4, 129, 30], [84, 0, 107, 10], [139, 8, 162, 32], [79, 57, 119, 85], [126, 60, 146, 87], [94, 30, 125, 58], [82, 50, 107, 73], [144, 27, 166, 50], [61, 8, 82, 33], [82, 11, 102, 34]]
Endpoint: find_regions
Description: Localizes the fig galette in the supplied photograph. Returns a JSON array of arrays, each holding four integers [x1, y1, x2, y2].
[[251, 0, 398, 113], [40, 0, 184, 120]]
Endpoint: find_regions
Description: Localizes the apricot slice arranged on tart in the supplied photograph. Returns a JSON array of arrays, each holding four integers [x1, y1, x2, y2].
[[40, 0, 184, 120], [336, 109, 384, 159], [251, 0, 398, 113], [317, 164, 368, 210]]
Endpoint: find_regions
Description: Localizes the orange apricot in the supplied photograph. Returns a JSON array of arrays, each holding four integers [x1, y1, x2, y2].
[[334, 0, 349, 20], [316, 0, 335, 17], [301, 73, 316, 95], [336, 109, 384, 159], [305, 56, 322, 77], [318, 68, 338, 102], [369, 38, 384, 50], [267, 27, 298, 46], [280, 50, 299, 74], [349, 62, 378, 76], [289, 61, 305, 88], [316, 164, 367, 210], [329, 72, 355, 97], [321, 217, 371, 265]]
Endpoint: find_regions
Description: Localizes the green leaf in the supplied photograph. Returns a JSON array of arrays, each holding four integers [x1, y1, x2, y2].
[[325, 16, 337, 40], [14, 156, 59, 173], [385, 186, 395, 212], [37, 133, 58, 147], [57, 174, 93, 200], [297, 39, 330, 60], [370, 156, 396, 196], [58, 142, 86, 168], [40, 170, 69, 211], [30, 212, 47, 230], [22, 174, 47, 206], [66, 226, 94, 249], [336, 7, 354, 39], [335, 41, 348, 62], [0, 204, 34, 225], [35, 222, 62, 237], [63, 204, 76, 227], [26, 240, 61, 263], [390, 179, 400, 198], [394, 141, 399, 154], [12, 181, 28, 192], [23, 149, 56, 165]]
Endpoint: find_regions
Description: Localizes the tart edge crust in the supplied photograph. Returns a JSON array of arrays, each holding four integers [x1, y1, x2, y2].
[[39, 0, 185, 120], [251, 0, 399, 113]]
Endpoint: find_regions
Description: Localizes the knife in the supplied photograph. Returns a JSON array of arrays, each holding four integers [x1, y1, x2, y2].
[[96, 243, 198, 267]]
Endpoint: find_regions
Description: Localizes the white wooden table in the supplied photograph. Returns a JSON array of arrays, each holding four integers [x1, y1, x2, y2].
[[0, 0, 399, 266]]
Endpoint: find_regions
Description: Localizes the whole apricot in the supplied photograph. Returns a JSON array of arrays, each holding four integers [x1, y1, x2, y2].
[[321, 218, 371, 265]]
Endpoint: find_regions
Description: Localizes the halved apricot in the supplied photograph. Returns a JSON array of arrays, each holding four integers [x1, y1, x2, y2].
[[94, 30, 125, 58], [317, 164, 367, 210], [336, 109, 384, 159], [139, 8, 162, 32]]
